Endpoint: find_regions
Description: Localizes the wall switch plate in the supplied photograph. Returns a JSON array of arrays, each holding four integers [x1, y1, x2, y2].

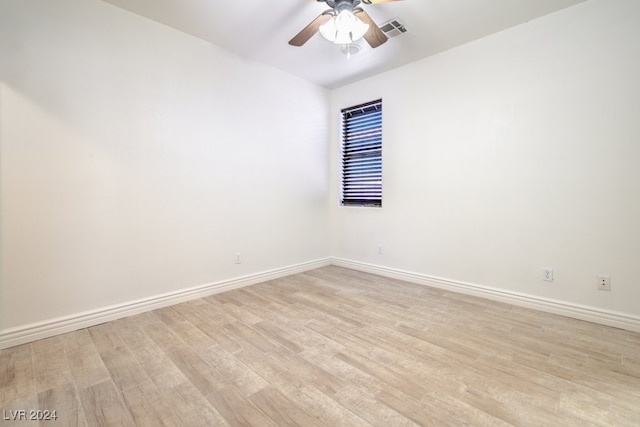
[[597, 275, 611, 291], [542, 268, 553, 282]]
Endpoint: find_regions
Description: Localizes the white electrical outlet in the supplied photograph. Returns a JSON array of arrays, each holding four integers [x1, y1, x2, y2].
[[377, 245, 383, 255], [235, 253, 241, 264], [542, 268, 553, 282], [597, 275, 611, 291]]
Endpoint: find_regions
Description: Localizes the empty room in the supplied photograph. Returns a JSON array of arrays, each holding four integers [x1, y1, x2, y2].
[[1, 0, 639, 425]]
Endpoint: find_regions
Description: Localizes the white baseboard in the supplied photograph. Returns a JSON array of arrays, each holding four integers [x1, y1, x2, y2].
[[0, 258, 331, 350], [331, 257, 640, 333], [3, 256, 637, 350]]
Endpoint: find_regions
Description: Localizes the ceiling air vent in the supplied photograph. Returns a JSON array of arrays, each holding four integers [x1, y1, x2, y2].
[[379, 19, 408, 38]]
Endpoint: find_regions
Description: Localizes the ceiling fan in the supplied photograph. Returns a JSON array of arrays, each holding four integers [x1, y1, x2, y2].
[[289, 0, 403, 49]]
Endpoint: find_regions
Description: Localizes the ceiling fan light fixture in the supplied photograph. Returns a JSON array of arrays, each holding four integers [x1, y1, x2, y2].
[[319, 10, 369, 44]]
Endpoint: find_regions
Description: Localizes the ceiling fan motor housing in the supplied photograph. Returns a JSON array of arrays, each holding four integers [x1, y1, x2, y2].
[[325, 0, 361, 13]]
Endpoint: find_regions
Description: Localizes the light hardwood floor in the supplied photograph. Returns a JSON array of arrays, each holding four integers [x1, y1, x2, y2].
[[1, 266, 639, 426]]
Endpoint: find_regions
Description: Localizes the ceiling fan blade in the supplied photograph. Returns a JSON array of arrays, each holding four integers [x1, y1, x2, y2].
[[355, 10, 388, 48], [289, 13, 332, 46]]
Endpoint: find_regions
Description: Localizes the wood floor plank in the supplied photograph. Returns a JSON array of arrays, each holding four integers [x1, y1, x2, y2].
[[222, 322, 282, 353], [197, 344, 268, 396], [37, 382, 88, 427], [153, 307, 218, 354], [78, 379, 135, 427], [289, 291, 366, 328], [248, 385, 324, 427], [375, 388, 458, 426], [128, 381, 182, 427], [333, 384, 420, 427], [63, 329, 111, 390], [230, 288, 292, 321], [195, 321, 244, 354], [233, 341, 309, 394], [120, 385, 174, 427], [358, 327, 574, 423], [166, 346, 228, 395], [164, 382, 229, 427], [116, 329, 187, 391], [89, 325, 150, 392], [171, 299, 233, 327], [141, 321, 190, 355], [234, 340, 373, 426], [251, 321, 304, 353], [282, 384, 373, 427], [335, 351, 427, 400], [0, 344, 35, 408], [33, 336, 74, 393], [206, 385, 278, 427], [204, 296, 264, 325]]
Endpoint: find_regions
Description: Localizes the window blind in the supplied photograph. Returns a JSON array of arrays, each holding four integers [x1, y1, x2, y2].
[[341, 99, 382, 207]]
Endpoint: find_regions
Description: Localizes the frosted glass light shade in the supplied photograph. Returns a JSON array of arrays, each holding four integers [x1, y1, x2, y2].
[[319, 10, 369, 44]]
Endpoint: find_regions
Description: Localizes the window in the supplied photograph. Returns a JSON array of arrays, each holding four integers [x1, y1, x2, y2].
[[341, 99, 383, 207]]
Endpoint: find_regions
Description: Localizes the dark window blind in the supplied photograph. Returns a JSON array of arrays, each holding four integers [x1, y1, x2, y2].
[[341, 99, 382, 207]]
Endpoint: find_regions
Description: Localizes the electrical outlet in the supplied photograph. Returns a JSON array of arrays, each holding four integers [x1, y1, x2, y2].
[[597, 275, 611, 291], [235, 253, 241, 264], [542, 268, 553, 282], [377, 245, 383, 255]]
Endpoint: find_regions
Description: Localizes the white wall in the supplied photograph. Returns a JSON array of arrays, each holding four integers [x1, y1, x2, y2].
[[0, 0, 329, 332], [329, 0, 640, 318], [2, 0, 638, 342]]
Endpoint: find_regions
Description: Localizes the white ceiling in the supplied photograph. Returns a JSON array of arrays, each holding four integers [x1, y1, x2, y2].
[[100, 0, 586, 89]]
